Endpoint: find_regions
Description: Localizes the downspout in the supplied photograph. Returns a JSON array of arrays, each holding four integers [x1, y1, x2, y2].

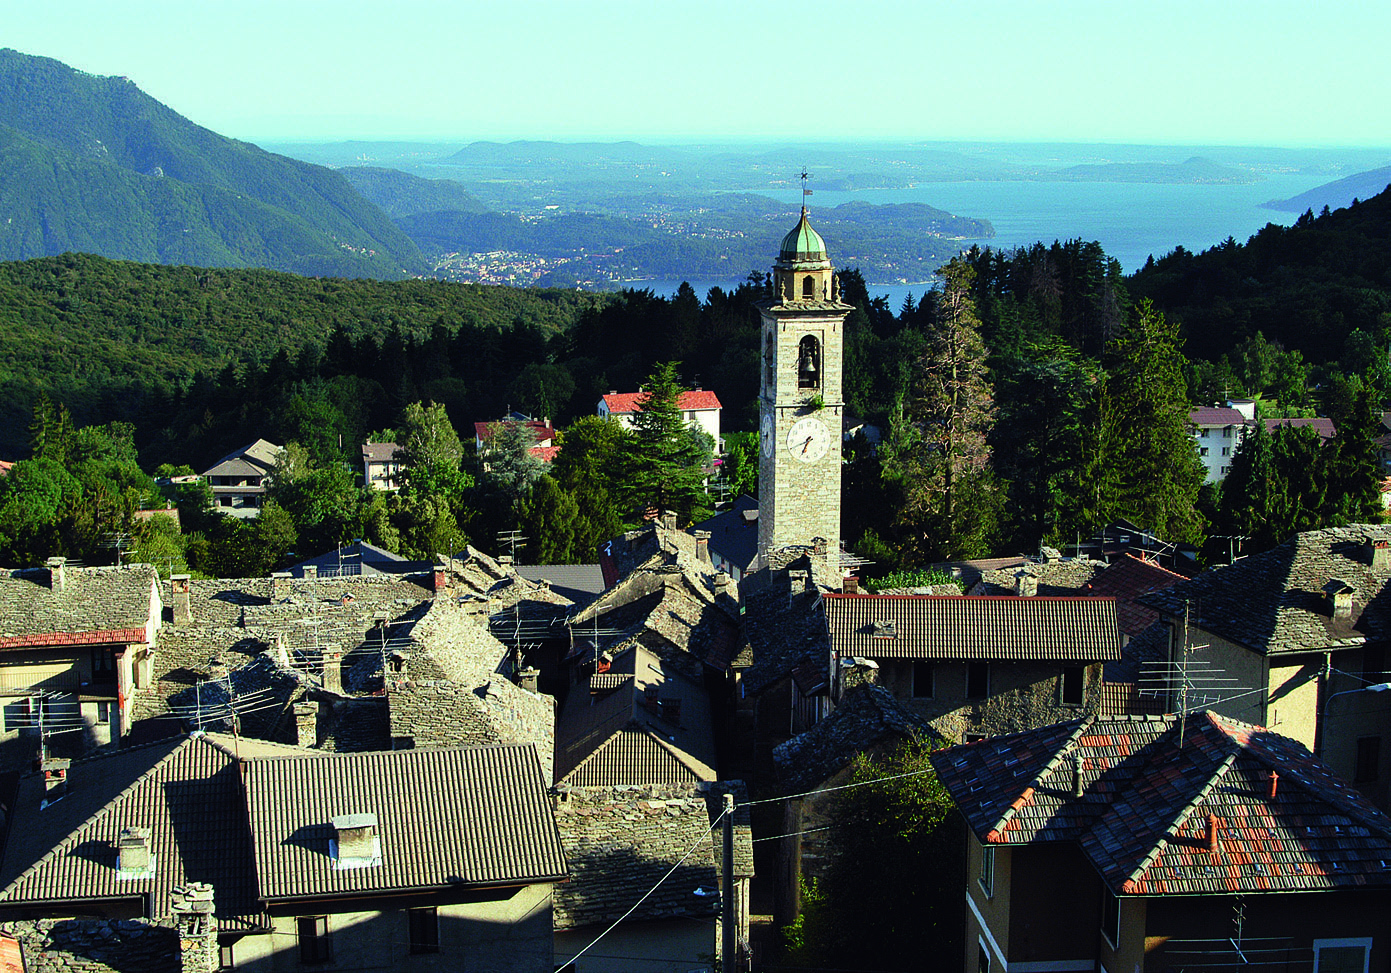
[[1315, 651, 1332, 756]]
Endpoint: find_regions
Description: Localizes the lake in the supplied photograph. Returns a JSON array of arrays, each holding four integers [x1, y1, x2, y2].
[[636, 170, 1334, 308]]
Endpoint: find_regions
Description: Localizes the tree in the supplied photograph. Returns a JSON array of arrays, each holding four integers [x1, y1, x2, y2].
[[622, 362, 710, 523], [551, 415, 633, 556], [888, 259, 1002, 560], [399, 401, 465, 477], [517, 475, 582, 563], [1095, 301, 1206, 544], [482, 420, 545, 501]]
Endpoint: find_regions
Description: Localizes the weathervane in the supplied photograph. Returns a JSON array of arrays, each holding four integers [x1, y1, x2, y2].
[[800, 167, 812, 208]]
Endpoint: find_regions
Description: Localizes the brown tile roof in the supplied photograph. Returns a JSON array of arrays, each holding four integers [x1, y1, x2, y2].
[[552, 781, 751, 931], [0, 734, 268, 930], [825, 594, 1121, 662], [1084, 554, 1187, 635], [1140, 524, 1391, 655], [243, 743, 566, 900], [1190, 407, 1246, 426], [0, 563, 158, 644], [930, 712, 1391, 896], [1266, 417, 1336, 439]]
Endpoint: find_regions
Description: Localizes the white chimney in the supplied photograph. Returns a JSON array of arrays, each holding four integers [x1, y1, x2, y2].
[[332, 813, 380, 868]]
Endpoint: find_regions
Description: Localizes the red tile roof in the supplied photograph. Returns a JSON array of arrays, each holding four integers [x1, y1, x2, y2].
[[602, 390, 722, 414], [473, 419, 557, 445], [931, 712, 1391, 896], [1084, 554, 1187, 635], [1190, 407, 1245, 426]]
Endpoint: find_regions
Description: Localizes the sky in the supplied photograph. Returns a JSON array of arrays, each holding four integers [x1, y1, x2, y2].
[[5, 0, 1390, 146]]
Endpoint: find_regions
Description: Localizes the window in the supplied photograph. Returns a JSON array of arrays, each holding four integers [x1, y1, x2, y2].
[[802, 275, 815, 300], [1200, 428, 1210, 438], [977, 938, 991, 973], [1221, 446, 1231, 456], [91, 646, 116, 679], [1355, 736, 1381, 783], [966, 662, 990, 699], [1313, 938, 1372, 973], [1060, 666, 1085, 706], [978, 844, 995, 898], [1200, 446, 1210, 456], [408, 907, 439, 954], [96, 701, 112, 724], [1223, 426, 1233, 437], [220, 943, 236, 970], [1100, 886, 1120, 949], [912, 661, 934, 698], [297, 916, 332, 965]]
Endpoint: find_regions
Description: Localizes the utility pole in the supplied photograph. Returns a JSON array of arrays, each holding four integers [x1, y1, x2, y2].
[[722, 792, 735, 973]]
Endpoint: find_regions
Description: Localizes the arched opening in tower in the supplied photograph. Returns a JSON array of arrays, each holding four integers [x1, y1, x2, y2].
[[798, 335, 821, 389]]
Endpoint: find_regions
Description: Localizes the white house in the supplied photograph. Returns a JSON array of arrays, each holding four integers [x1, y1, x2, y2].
[[598, 389, 722, 449]]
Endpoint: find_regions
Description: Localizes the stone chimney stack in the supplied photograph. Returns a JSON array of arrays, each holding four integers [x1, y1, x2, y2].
[[302, 564, 318, 581], [1368, 537, 1391, 573], [332, 813, 379, 865], [322, 649, 343, 694], [517, 667, 540, 693], [42, 757, 70, 804], [46, 556, 66, 592], [171, 574, 193, 626], [660, 510, 678, 531], [694, 530, 711, 564], [270, 571, 292, 604], [1325, 580, 1354, 620], [171, 882, 218, 973], [294, 701, 319, 749], [118, 826, 154, 875], [842, 576, 859, 595], [1015, 571, 1038, 598]]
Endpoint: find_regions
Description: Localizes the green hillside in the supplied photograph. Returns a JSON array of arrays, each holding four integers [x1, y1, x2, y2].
[[338, 166, 490, 219], [0, 49, 426, 278]]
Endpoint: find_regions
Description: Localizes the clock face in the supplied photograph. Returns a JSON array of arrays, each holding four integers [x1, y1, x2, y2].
[[760, 413, 775, 458], [786, 416, 832, 464]]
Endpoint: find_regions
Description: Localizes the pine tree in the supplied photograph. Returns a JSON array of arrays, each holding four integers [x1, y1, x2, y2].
[[622, 362, 710, 523]]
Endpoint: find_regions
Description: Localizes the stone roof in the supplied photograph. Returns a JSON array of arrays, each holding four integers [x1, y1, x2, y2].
[[360, 441, 402, 462], [971, 556, 1107, 597], [555, 643, 717, 786], [0, 563, 158, 645], [739, 556, 834, 696], [932, 712, 1391, 896], [824, 594, 1122, 663], [202, 438, 280, 476], [690, 495, 760, 575], [1139, 524, 1391, 655], [772, 685, 936, 794], [551, 781, 752, 932], [243, 743, 566, 900]]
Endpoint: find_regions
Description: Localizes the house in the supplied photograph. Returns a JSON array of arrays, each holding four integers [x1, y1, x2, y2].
[[823, 593, 1121, 742], [288, 539, 430, 578], [1190, 405, 1248, 482], [201, 438, 282, 517], [473, 414, 559, 463], [690, 495, 760, 584], [555, 643, 718, 786], [0, 559, 161, 767], [0, 732, 568, 973], [361, 440, 404, 490], [930, 712, 1391, 973], [1138, 524, 1391, 810], [552, 781, 754, 973], [598, 388, 722, 450]]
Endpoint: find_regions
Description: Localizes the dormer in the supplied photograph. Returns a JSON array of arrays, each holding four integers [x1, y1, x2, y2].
[[331, 813, 381, 869]]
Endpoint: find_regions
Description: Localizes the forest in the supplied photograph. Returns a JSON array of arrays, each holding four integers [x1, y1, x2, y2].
[[0, 185, 1389, 578]]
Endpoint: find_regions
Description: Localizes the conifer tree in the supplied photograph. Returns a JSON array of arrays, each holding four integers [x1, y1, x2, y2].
[[622, 362, 711, 524]]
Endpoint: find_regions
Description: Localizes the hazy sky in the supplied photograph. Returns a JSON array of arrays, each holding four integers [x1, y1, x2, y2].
[[6, 0, 1389, 146]]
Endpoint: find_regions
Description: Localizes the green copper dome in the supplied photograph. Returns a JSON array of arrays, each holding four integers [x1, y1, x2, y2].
[[779, 207, 827, 261]]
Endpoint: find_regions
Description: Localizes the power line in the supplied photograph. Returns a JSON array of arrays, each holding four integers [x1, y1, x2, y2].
[[742, 766, 937, 807]]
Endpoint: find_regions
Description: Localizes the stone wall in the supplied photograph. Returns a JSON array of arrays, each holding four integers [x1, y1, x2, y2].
[[0, 918, 179, 973]]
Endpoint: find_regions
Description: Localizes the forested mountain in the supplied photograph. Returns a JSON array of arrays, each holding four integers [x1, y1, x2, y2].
[[0, 50, 425, 278], [1129, 184, 1391, 366], [338, 166, 490, 219], [0, 253, 601, 457], [1263, 164, 1391, 213]]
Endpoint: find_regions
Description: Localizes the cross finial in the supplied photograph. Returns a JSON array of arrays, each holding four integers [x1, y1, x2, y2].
[[800, 167, 811, 209]]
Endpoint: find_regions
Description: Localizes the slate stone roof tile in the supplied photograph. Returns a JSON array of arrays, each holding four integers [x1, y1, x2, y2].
[[0, 564, 158, 642], [1139, 524, 1391, 655], [930, 712, 1391, 896]]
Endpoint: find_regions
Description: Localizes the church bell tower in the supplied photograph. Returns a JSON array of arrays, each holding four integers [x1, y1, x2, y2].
[[756, 180, 851, 571]]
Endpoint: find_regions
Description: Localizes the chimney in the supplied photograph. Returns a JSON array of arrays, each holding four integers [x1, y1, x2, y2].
[[171, 574, 193, 626], [1325, 580, 1354, 620], [332, 813, 379, 866], [1015, 571, 1038, 597], [42, 757, 70, 804], [660, 510, 677, 531], [1042, 546, 1062, 563], [118, 826, 154, 875], [812, 536, 828, 557], [694, 530, 711, 563], [517, 667, 540, 693], [46, 556, 66, 592], [1368, 537, 1391, 573], [294, 701, 319, 749], [302, 564, 318, 581], [1072, 753, 1085, 798], [322, 649, 343, 694], [1206, 814, 1222, 857], [170, 883, 218, 973], [1267, 770, 1279, 800], [270, 571, 292, 604], [843, 576, 859, 595]]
